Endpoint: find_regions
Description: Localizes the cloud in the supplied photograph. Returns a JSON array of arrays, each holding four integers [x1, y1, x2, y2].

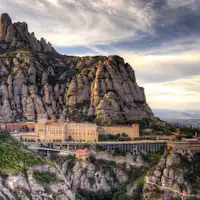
[[119, 35, 200, 109], [167, 0, 200, 9], [0, 0, 156, 46], [0, 0, 199, 49], [143, 75, 200, 109], [120, 36, 200, 84]]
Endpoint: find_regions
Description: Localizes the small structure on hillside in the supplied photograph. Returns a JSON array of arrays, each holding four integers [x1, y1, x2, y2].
[[75, 148, 90, 161]]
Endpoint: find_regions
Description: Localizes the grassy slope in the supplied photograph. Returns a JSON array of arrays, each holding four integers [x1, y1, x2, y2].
[[0, 132, 44, 174]]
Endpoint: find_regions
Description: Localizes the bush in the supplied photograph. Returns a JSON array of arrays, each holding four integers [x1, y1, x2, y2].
[[98, 134, 121, 141], [88, 155, 96, 163], [67, 155, 76, 171], [33, 171, 57, 183], [0, 132, 44, 174], [77, 189, 113, 200], [96, 144, 106, 151], [96, 159, 116, 168], [137, 167, 148, 185], [112, 149, 126, 157], [121, 133, 128, 137], [131, 184, 143, 200], [147, 153, 162, 167]]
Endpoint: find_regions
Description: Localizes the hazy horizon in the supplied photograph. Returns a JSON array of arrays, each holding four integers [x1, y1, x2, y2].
[[0, 0, 200, 110]]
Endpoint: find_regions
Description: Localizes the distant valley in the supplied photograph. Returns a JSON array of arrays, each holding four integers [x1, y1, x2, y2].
[[153, 109, 200, 128]]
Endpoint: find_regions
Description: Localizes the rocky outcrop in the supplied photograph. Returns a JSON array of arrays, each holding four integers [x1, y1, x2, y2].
[[143, 150, 200, 200], [0, 164, 75, 200], [93, 151, 146, 166], [55, 151, 148, 193], [0, 52, 153, 123], [59, 158, 130, 192], [0, 13, 55, 52], [0, 13, 153, 123]]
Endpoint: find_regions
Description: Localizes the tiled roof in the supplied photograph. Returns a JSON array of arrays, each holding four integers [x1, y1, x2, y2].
[[76, 148, 89, 153]]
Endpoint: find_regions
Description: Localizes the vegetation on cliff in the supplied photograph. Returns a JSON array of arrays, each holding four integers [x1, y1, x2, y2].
[[0, 132, 44, 174], [33, 171, 57, 184]]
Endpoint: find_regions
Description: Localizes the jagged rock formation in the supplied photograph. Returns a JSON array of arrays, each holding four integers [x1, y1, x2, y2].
[[143, 150, 200, 200], [0, 13, 55, 52], [53, 151, 148, 193], [0, 13, 153, 123], [93, 151, 146, 166], [58, 157, 128, 192], [0, 164, 75, 200]]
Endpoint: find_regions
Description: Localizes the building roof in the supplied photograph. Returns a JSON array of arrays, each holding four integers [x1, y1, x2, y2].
[[76, 148, 89, 153]]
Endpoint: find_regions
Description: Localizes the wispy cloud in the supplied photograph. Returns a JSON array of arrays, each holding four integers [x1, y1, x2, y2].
[[167, 0, 199, 9], [0, 0, 156, 46], [144, 75, 200, 109], [121, 36, 200, 83]]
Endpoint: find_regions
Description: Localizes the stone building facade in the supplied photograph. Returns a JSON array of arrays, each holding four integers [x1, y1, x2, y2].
[[32, 114, 140, 142], [35, 122, 67, 141], [66, 122, 98, 142], [18, 132, 39, 141], [6, 122, 27, 132], [99, 124, 139, 139], [35, 115, 98, 142]]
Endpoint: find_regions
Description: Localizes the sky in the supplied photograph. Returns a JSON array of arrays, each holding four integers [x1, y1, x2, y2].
[[0, 0, 200, 110]]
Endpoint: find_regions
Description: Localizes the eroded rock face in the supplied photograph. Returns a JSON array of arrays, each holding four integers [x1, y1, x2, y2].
[[143, 150, 200, 200], [0, 13, 55, 52], [0, 13, 153, 123], [0, 52, 153, 122], [0, 13, 12, 41], [60, 159, 129, 192], [0, 164, 75, 200]]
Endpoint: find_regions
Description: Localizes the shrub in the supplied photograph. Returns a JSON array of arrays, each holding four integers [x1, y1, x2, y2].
[[33, 171, 57, 183], [112, 149, 126, 157], [88, 155, 96, 163], [77, 189, 113, 200], [0, 132, 44, 174], [96, 144, 106, 151], [137, 167, 148, 185], [67, 155, 76, 171], [147, 153, 162, 167]]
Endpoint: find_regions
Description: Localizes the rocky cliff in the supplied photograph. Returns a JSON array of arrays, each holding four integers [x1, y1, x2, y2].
[[0, 13, 153, 123], [55, 153, 146, 193], [0, 164, 75, 200], [0, 13, 55, 52], [0, 132, 75, 200], [143, 150, 200, 200]]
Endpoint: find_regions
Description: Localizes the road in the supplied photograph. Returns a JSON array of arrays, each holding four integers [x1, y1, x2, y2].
[[146, 181, 200, 199], [28, 146, 75, 155]]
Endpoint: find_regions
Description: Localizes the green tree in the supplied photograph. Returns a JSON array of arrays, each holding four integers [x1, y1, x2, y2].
[[122, 133, 128, 137]]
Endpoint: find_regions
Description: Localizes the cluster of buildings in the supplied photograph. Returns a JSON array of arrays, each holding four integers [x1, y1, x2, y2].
[[3, 114, 140, 142]]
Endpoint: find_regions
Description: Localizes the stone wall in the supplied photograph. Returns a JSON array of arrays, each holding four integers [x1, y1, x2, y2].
[[99, 123, 139, 138]]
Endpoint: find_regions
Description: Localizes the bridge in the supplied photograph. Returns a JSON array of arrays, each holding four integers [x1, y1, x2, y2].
[[24, 140, 167, 154], [28, 146, 75, 155]]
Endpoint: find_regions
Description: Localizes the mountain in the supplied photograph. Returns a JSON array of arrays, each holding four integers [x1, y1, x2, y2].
[[0, 13, 55, 52], [153, 109, 200, 128], [153, 109, 194, 120], [0, 13, 153, 124], [184, 110, 200, 118]]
